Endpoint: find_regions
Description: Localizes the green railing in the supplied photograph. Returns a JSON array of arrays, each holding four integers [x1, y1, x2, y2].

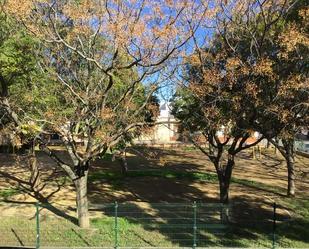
[[0, 202, 280, 248]]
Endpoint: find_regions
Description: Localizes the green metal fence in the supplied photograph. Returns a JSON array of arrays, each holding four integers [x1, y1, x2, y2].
[[0, 201, 282, 248]]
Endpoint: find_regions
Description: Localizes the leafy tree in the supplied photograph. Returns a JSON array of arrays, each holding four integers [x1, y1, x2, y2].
[[172, 49, 265, 204], [172, 0, 307, 203], [255, 0, 309, 197], [4, 0, 207, 227], [0, 11, 41, 190], [0, 9, 66, 196]]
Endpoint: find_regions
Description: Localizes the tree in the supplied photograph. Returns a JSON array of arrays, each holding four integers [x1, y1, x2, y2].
[[0, 10, 49, 193], [213, 0, 308, 197], [172, 52, 265, 204], [172, 0, 302, 204], [4, 0, 210, 227], [256, 0, 309, 197]]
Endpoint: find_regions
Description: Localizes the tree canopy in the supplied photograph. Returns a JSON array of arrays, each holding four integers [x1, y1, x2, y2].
[[172, 0, 308, 203], [3, 0, 210, 227]]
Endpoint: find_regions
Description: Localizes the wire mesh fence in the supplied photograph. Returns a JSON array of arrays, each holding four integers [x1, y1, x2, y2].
[[0, 201, 289, 248], [0, 203, 37, 247]]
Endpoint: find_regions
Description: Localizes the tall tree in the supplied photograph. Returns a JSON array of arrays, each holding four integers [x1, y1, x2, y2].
[[256, 0, 309, 197], [172, 0, 303, 203], [4, 0, 211, 227], [172, 51, 265, 204], [0, 10, 55, 194]]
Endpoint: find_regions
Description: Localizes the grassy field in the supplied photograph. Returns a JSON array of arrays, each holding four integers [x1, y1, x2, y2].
[[0, 146, 308, 247], [0, 198, 308, 248]]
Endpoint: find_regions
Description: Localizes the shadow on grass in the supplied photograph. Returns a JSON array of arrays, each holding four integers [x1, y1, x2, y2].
[[89, 201, 269, 247], [87, 163, 309, 247], [2, 199, 77, 225], [71, 228, 91, 246], [0, 169, 77, 225], [89, 197, 309, 248], [11, 228, 24, 246], [1, 147, 308, 247], [88, 167, 287, 198]]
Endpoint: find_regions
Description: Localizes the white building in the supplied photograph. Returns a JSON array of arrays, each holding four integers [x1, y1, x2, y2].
[[135, 102, 180, 144]]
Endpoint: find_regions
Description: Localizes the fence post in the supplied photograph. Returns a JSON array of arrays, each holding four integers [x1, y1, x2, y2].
[[114, 201, 118, 249], [272, 202, 277, 249], [193, 201, 197, 249], [35, 202, 40, 249]]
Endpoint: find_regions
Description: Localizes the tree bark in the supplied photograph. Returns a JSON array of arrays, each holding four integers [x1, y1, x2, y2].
[[216, 157, 234, 223], [120, 157, 128, 175], [28, 140, 40, 192], [287, 155, 295, 197], [282, 139, 296, 197], [0, 74, 8, 97], [74, 172, 90, 228], [252, 147, 256, 159], [219, 179, 230, 204], [217, 156, 234, 204], [39, 142, 90, 228], [29, 151, 40, 191]]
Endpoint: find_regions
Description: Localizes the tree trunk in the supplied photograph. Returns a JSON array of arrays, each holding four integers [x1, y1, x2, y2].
[[28, 140, 40, 192], [113, 150, 128, 174], [282, 139, 296, 197], [252, 147, 256, 159], [219, 179, 230, 204], [209, 142, 214, 155], [120, 157, 128, 175], [29, 153, 40, 191], [287, 155, 295, 197], [217, 156, 234, 204], [258, 145, 262, 159], [216, 157, 234, 223], [74, 172, 90, 228]]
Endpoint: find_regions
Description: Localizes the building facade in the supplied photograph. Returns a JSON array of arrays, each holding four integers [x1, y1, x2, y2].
[[135, 102, 180, 144]]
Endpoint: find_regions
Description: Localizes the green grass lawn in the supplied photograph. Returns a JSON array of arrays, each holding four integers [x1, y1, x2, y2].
[[87, 169, 309, 247], [1, 147, 308, 248], [0, 188, 21, 199], [1, 168, 308, 248], [89, 168, 288, 194], [0, 201, 308, 248]]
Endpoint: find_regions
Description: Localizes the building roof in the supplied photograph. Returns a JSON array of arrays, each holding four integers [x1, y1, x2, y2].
[[159, 102, 175, 119]]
